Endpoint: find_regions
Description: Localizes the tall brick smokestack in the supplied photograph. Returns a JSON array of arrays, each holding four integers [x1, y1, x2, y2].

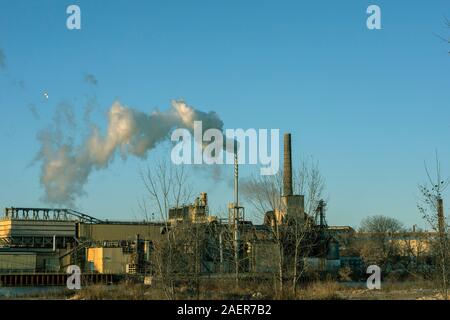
[[283, 133, 293, 196]]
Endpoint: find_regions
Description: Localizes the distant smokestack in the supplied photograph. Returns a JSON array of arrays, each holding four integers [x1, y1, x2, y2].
[[234, 147, 239, 207], [283, 133, 293, 196]]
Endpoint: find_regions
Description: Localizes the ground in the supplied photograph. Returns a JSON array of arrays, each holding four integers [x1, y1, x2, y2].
[[1, 279, 447, 300]]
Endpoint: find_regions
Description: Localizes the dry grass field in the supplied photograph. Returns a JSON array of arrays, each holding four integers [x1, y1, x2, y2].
[[7, 279, 445, 300]]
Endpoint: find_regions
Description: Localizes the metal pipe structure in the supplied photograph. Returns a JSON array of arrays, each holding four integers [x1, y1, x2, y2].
[[283, 133, 293, 197], [234, 148, 239, 285], [219, 231, 224, 273], [234, 149, 239, 207]]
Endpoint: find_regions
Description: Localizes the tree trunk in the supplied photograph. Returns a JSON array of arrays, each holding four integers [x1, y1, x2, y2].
[[292, 241, 299, 296], [278, 242, 284, 297], [437, 198, 448, 300]]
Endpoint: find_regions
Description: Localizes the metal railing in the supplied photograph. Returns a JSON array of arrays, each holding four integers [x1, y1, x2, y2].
[[4, 207, 103, 224]]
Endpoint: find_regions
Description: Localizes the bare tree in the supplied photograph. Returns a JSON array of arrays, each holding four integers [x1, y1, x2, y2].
[[141, 160, 193, 221], [242, 171, 284, 219], [291, 158, 326, 293], [446, 17, 450, 54], [399, 227, 432, 279], [294, 157, 326, 217], [241, 159, 326, 296], [357, 215, 404, 271], [434, 17, 450, 54], [417, 153, 449, 299], [140, 158, 193, 299], [241, 171, 285, 294], [164, 220, 213, 299], [289, 214, 313, 295]]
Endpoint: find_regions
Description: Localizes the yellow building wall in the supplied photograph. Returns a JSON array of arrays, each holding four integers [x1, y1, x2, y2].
[[392, 238, 432, 256], [0, 218, 10, 238], [87, 247, 131, 274]]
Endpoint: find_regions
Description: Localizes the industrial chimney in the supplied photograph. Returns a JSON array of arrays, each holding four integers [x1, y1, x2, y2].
[[283, 133, 293, 196]]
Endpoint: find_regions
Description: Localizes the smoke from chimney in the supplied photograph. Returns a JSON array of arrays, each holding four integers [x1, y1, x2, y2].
[[35, 100, 224, 205], [283, 133, 293, 196]]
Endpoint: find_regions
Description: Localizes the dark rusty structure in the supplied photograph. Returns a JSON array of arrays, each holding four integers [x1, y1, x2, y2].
[[283, 133, 293, 197]]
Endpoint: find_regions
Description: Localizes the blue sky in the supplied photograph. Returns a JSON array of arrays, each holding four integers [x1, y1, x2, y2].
[[0, 0, 449, 229]]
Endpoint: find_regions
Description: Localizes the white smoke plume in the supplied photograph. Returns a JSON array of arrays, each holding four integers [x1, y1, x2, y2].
[[36, 100, 224, 205]]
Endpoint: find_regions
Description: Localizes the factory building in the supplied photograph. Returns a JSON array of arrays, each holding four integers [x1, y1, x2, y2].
[[168, 192, 217, 223], [77, 222, 164, 243], [0, 252, 36, 273], [0, 132, 349, 286]]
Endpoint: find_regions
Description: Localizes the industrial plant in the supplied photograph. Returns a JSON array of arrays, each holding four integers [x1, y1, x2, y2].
[[0, 133, 438, 291], [0, 133, 341, 286]]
